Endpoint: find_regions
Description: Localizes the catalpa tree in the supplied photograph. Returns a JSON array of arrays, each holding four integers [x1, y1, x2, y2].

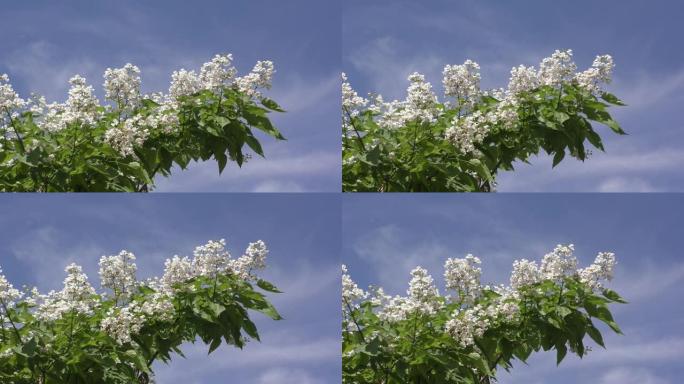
[[0, 238, 282, 383], [0, 54, 285, 191], [342, 244, 626, 383], [342, 50, 626, 192]]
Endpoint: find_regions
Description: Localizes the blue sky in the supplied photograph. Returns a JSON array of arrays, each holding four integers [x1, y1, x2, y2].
[[343, 193, 684, 384], [0, 0, 340, 192], [343, 0, 684, 191], [0, 194, 340, 384]]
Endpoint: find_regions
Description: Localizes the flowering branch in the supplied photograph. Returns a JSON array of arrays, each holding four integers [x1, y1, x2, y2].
[[342, 50, 626, 192], [0, 238, 281, 383], [0, 54, 285, 192], [342, 244, 626, 384]]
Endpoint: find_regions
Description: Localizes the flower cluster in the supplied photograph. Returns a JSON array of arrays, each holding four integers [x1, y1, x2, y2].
[[99, 250, 138, 301], [444, 254, 482, 304], [35, 263, 97, 321], [342, 50, 615, 156], [343, 244, 617, 350], [103, 63, 142, 110], [0, 267, 22, 309]]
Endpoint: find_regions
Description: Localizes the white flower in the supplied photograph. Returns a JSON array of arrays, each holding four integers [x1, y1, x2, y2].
[[508, 65, 539, 95], [99, 250, 138, 301], [235, 60, 275, 98], [169, 69, 202, 100], [161, 255, 194, 290], [445, 110, 491, 155], [230, 240, 268, 280], [0, 266, 22, 307], [538, 49, 577, 87], [446, 305, 490, 348], [101, 292, 174, 345], [199, 54, 237, 90], [444, 254, 482, 304], [103, 114, 150, 156], [341, 72, 367, 115], [342, 264, 366, 304], [63, 75, 101, 127], [103, 63, 142, 110], [575, 55, 614, 95], [36, 263, 97, 321], [192, 239, 231, 278], [510, 259, 541, 289], [443, 60, 481, 106], [578, 251, 616, 290], [540, 244, 578, 281], [404, 266, 442, 316], [0, 74, 26, 113]]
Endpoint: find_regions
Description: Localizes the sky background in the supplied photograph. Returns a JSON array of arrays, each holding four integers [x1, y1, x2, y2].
[[343, 193, 684, 384], [343, 0, 684, 191], [0, 0, 340, 192], [0, 194, 340, 384]]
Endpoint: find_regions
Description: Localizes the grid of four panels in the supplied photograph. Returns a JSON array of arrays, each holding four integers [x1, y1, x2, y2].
[[0, 1, 682, 383]]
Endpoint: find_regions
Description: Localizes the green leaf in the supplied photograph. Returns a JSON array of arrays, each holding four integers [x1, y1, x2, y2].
[[257, 279, 282, 293], [556, 343, 568, 365], [603, 289, 628, 304], [587, 325, 605, 348], [601, 93, 627, 106], [552, 150, 565, 167], [245, 135, 264, 157], [261, 98, 286, 112]]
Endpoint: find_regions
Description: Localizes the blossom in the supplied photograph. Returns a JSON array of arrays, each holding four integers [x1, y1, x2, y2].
[[575, 55, 614, 95], [0, 267, 22, 307], [444, 254, 482, 304], [578, 251, 616, 290], [99, 250, 138, 301], [540, 244, 578, 281], [0, 74, 25, 113], [161, 255, 194, 290], [342, 264, 366, 305], [103, 114, 150, 156], [405, 266, 442, 315], [235, 60, 275, 98], [36, 263, 97, 321], [446, 305, 490, 348], [101, 292, 175, 345], [508, 65, 539, 95], [199, 54, 238, 90], [341, 72, 367, 116], [445, 110, 491, 155], [538, 49, 577, 87], [63, 75, 101, 127], [443, 60, 481, 106], [230, 240, 269, 280], [192, 239, 231, 278], [510, 259, 541, 289], [169, 69, 202, 100], [103, 63, 142, 109]]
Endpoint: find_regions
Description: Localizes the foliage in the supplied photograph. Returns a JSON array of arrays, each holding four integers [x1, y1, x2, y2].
[[0, 239, 281, 383], [342, 245, 626, 383], [0, 55, 285, 192], [342, 50, 626, 192]]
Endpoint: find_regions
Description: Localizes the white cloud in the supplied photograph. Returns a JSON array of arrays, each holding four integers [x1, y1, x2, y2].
[[154, 151, 339, 192], [270, 72, 339, 113], [599, 367, 669, 384], [252, 180, 305, 192], [598, 176, 657, 192], [257, 368, 326, 384], [153, 334, 339, 384]]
